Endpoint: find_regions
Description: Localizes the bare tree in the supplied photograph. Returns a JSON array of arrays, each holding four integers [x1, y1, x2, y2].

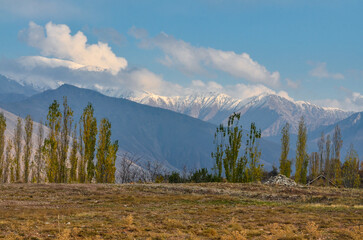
[[117, 152, 142, 183]]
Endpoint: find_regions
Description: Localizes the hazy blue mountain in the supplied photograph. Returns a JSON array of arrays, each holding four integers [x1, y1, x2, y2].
[[0, 74, 38, 102], [0, 84, 281, 171], [308, 111, 363, 158]]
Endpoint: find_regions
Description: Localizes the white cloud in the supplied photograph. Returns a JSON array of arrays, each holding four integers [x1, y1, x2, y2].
[[19, 22, 127, 75], [136, 32, 280, 87], [309, 62, 344, 80], [312, 91, 363, 112]]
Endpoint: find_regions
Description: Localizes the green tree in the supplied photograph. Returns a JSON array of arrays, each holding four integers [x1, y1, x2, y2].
[[309, 152, 319, 179], [342, 145, 360, 188], [96, 118, 118, 183], [224, 113, 243, 182], [246, 122, 263, 182], [332, 125, 343, 186], [295, 116, 308, 184], [13, 117, 22, 182], [325, 134, 332, 180], [317, 131, 325, 174], [80, 103, 97, 183], [69, 124, 78, 182], [279, 122, 291, 177], [0, 113, 6, 183], [34, 121, 44, 183], [23, 115, 33, 183], [211, 124, 225, 180], [59, 97, 73, 183], [6, 139, 14, 183], [45, 100, 62, 183]]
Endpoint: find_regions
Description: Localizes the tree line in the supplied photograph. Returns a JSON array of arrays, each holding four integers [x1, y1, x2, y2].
[[0, 97, 118, 184], [279, 116, 361, 188]]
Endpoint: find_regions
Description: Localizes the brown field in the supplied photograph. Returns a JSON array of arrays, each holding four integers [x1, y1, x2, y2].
[[0, 183, 362, 239]]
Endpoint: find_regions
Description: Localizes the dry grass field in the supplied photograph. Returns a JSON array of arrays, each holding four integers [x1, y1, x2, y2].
[[0, 183, 362, 239]]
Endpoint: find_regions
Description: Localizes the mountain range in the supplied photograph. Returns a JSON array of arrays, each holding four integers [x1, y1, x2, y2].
[[131, 92, 352, 137], [0, 74, 361, 171]]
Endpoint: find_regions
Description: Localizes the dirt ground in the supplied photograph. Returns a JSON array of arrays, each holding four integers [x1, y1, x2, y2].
[[0, 183, 362, 239]]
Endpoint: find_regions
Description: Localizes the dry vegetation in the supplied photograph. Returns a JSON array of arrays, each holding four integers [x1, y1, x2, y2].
[[0, 183, 362, 239]]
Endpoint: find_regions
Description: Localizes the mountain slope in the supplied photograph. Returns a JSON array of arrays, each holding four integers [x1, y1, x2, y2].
[[0, 85, 282, 171], [308, 111, 363, 157], [0, 75, 38, 103]]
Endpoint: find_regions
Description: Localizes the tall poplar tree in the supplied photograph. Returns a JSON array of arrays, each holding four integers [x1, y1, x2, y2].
[[23, 115, 33, 183], [325, 134, 332, 179], [317, 132, 325, 173], [224, 113, 243, 182], [80, 103, 97, 183], [342, 145, 360, 188], [59, 97, 73, 183], [6, 139, 14, 183], [211, 124, 225, 180], [13, 117, 22, 182], [279, 122, 291, 177], [0, 113, 6, 182], [332, 125, 343, 186], [96, 118, 118, 183], [69, 124, 78, 182], [34, 121, 44, 183], [45, 100, 62, 183], [295, 116, 308, 184], [246, 122, 262, 182]]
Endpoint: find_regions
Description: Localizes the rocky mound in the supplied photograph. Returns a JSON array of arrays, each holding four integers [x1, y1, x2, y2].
[[264, 174, 297, 187]]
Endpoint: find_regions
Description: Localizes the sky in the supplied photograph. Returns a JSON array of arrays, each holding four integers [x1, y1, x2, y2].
[[0, 0, 362, 111]]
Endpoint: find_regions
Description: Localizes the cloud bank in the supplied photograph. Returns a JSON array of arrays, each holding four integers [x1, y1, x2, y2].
[[135, 31, 280, 87], [19, 22, 127, 74]]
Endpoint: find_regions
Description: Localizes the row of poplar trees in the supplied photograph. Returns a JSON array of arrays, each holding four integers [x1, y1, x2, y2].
[[211, 112, 263, 182], [0, 97, 118, 184], [279, 116, 360, 187]]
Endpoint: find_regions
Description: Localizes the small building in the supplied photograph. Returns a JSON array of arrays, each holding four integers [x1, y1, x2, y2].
[[307, 174, 337, 187]]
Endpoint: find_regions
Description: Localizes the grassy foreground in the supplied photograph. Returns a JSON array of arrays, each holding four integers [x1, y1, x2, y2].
[[0, 183, 362, 239]]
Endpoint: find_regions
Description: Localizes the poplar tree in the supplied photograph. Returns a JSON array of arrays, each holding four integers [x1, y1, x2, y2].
[[96, 118, 118, 183], [246, 122, 262, 182], [317, 132, 325, 173], [6, 139, 14, 183], [78, 125, 85, 183], [69, 125, 78, 182], [211, 124, 225, 180], [224, 113, 243, 182], [23, 115, 33, 183], [59, 97, 73, 183], [80, 103, 97, 183], [325, 134, 332, 180], [45, 100, 62, 183], [332, 125, 343, 186], [295, 116, 308, 184], [342, 145, 360, 188], [279, 122, 291, 177], [34, 121, 44, 183], [13, 117, 22, 182], [0, 113, 6, 182], [309, 152, 319, 179]]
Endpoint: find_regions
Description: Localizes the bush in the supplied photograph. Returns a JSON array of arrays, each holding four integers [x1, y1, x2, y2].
[[190, 168, 219, 183], [168, 172, 182, 183]]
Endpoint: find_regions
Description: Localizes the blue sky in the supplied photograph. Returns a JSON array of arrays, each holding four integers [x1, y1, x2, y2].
[[0, 0, 362, 111]]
